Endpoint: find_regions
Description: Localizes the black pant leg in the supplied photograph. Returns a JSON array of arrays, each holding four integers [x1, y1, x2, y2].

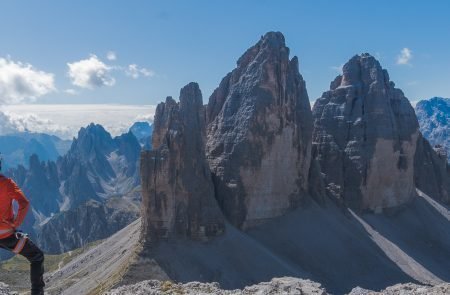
[[0, 236, 45, 294], [19, 238, 45, 294]]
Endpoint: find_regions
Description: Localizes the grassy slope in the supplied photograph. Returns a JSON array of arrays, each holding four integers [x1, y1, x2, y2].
[[0, 241, 101, 292]]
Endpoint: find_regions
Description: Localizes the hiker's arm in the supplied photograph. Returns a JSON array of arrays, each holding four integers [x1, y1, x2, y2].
[[7, 179, 29, 228]]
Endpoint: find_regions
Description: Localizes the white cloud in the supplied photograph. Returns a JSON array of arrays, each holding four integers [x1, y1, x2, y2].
[[397, 48, 413, 65], [1, 104, 155, 139], [106, 51, 117, 61], [64, 88, 78, 95], [67, 55, 115, 89], [0, 110, 70, 137], [0, 57, 55, 104], [126, 64, 155, 79]]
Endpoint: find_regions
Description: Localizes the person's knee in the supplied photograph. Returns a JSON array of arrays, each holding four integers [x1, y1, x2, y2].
[[30, 249, 44, 264]]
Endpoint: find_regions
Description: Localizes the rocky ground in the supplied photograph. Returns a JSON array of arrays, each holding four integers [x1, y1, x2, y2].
[[0, 283, 16, 295], [106, 277, 328, 295], [348, 283, 450, 295], [1, 278, 450, 295], [106, 278, 450, 295]]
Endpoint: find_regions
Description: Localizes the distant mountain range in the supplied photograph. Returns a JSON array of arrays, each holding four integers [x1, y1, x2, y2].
[[1, 121, 152, 255], [0, 132, 72, 170], [415, 97, 450, 160]]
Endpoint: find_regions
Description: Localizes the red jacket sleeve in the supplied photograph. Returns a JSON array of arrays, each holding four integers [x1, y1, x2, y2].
[[6, 179, 30, 228]]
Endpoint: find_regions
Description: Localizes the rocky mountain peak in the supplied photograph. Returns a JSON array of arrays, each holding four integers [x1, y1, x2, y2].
[[71, 123, 115, 158], [312, 53, 419, 212], [236, 31, 288, 67], [339, 53, 386, 87], [130, 122, 152, 140], [140, 82, 224, 243], [151, 96, 178, 149], [205, 31, 313, 229]]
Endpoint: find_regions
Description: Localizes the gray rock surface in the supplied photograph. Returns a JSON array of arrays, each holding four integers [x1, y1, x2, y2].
[[414, 135, 450, 203], [38, 194, 140, 253], [107, 279, 450, 295], [0, 283, 15, 295], [206, 31, 313, 229], [415, 97, 450, 160], [312, 53, 419, 212], [140, 82, 225, 242], [349, 283, 450, 295], [106, 277, 328, 295]]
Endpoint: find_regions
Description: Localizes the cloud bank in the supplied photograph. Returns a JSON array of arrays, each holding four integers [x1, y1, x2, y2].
[[0, 104, 155, 139], [0, 110, 70, 137], [0, 57, 55, 104]]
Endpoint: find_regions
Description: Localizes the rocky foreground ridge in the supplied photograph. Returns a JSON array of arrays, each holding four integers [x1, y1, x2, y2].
[[106, 278, 450, 295], [3, 278, 450, 295]]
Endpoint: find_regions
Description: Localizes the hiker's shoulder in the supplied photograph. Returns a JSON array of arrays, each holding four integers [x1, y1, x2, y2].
[[0, 175, 14, 185]]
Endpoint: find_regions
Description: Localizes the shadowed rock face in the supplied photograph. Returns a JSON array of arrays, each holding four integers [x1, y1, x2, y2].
[[414, 135, 450, 203], [312, 53, 419, 212], [206, 31, 313, 229], [141, 82, 225, 243]]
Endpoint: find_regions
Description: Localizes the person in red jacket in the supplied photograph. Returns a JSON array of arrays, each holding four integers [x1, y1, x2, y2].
[[0, 156, 45, 295]]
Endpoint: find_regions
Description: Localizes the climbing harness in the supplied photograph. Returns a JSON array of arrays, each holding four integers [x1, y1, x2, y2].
[[13, 231, 29, 254]]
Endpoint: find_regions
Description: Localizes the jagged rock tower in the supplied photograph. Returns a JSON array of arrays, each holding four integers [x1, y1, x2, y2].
[[140, 82, 225, 243], [206, 32, 313, 229], [312, 53, 420, 212]]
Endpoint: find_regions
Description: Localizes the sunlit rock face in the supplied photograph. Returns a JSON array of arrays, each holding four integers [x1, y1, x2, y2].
[[205, 32, 313, 229], [140, 82, 225, 243], [312, 53, 419, 212]]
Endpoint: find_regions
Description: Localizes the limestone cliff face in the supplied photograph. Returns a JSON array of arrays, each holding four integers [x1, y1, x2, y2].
[[414, 135, 450, 203], [140, 83, 225, 243], [206, 32, 313, 229], [312, 54, 419, 212]]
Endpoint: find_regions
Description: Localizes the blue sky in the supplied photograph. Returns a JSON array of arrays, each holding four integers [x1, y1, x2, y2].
[[0, 1, 450, 136]]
